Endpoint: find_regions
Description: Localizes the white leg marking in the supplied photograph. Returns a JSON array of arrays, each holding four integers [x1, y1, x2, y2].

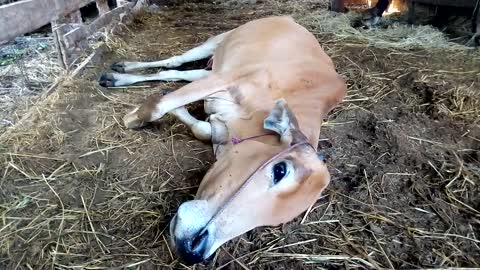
[[169, 106, 211, 141], [114, 31, 231, 72], [103, 69, 211, 87]]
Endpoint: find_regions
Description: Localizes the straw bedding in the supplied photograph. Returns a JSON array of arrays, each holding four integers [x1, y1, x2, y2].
[[1, 1, 479, 269]]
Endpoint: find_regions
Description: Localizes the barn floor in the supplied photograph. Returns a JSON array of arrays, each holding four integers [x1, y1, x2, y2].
[[1, 1, 480, 269]]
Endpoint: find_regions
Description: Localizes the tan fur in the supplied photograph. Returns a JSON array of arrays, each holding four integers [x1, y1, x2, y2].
[[123, 16, 347, 263]]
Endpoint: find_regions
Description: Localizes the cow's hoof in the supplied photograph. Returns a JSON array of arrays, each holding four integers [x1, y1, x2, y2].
[[111, 62, 126, 73], [99, 73, 117, 88], [123, 108, 146, 129]]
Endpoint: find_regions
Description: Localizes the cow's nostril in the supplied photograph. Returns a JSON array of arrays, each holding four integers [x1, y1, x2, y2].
[[175, 228, 209, 265], [191, 229, 209, 253]]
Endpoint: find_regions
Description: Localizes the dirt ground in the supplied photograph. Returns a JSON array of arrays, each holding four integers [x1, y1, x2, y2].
[[1, 1, 480, 269]]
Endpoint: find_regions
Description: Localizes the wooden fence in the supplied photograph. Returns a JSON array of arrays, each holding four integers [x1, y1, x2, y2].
[[0, 0, 140, 68]]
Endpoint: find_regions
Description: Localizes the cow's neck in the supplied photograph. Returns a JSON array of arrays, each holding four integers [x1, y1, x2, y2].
[[218, 106, 322, 153]]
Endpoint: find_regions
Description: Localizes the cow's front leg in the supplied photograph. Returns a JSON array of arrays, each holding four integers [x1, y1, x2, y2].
[[169, 107, 211, 141], [123, 73, 236, 129], [99, 69, 211, 87]]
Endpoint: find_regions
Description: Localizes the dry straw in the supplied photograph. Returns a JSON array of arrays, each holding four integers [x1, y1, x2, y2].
[[1, 1, 479, 269]]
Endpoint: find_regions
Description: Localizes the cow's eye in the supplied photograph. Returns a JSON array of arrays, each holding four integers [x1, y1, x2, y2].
[[272, 161, 287, 184]]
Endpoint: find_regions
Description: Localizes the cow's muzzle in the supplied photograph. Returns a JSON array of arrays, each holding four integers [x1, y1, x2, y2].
[[169, 200, 213, 265], [174, 225, 210, 265]]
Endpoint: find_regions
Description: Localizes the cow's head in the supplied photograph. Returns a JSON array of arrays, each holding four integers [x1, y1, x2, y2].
[[169, 99, 330, 265]]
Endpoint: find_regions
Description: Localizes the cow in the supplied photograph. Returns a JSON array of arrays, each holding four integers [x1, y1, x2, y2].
[[99, 16, 347, 265]]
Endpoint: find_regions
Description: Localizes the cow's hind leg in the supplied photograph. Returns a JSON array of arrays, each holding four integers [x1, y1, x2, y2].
[[99, 69, 210, 87], [110, 31, 231, 73]]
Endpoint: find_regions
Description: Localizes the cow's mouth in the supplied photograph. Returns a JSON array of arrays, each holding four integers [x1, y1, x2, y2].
[[169, 210, 214, 265]]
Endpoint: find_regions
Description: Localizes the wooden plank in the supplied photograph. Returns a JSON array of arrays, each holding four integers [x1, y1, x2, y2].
[[63, 4, 131, 48], [0, 0, 55, 43], [58, 4, 132, 67], [63, 27, 88, 50], [52, 0, 94, 16], [0, 0, 94, 43]]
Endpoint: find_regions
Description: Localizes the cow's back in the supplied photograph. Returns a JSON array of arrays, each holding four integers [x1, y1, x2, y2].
[[212, 16, 334, 73]]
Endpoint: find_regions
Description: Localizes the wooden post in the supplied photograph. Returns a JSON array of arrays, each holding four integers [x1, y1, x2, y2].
[[52, 10, 86, 69], [50, 1, 135, 69], [331, 0, 345, 13], [407, 0, 415, 24], [96, 0, 110, 14], [52, 21, 67, 69], [69, 10, 83, 25]]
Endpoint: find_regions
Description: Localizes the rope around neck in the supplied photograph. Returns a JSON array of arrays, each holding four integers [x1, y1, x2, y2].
[[198, 140, 314, 236]]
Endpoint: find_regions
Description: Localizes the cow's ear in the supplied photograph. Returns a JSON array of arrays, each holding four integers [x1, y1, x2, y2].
[[264, 99, 308, 146]]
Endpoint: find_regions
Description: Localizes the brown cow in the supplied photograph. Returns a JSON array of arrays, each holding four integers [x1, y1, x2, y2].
[[99, 16, 347, 265]]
